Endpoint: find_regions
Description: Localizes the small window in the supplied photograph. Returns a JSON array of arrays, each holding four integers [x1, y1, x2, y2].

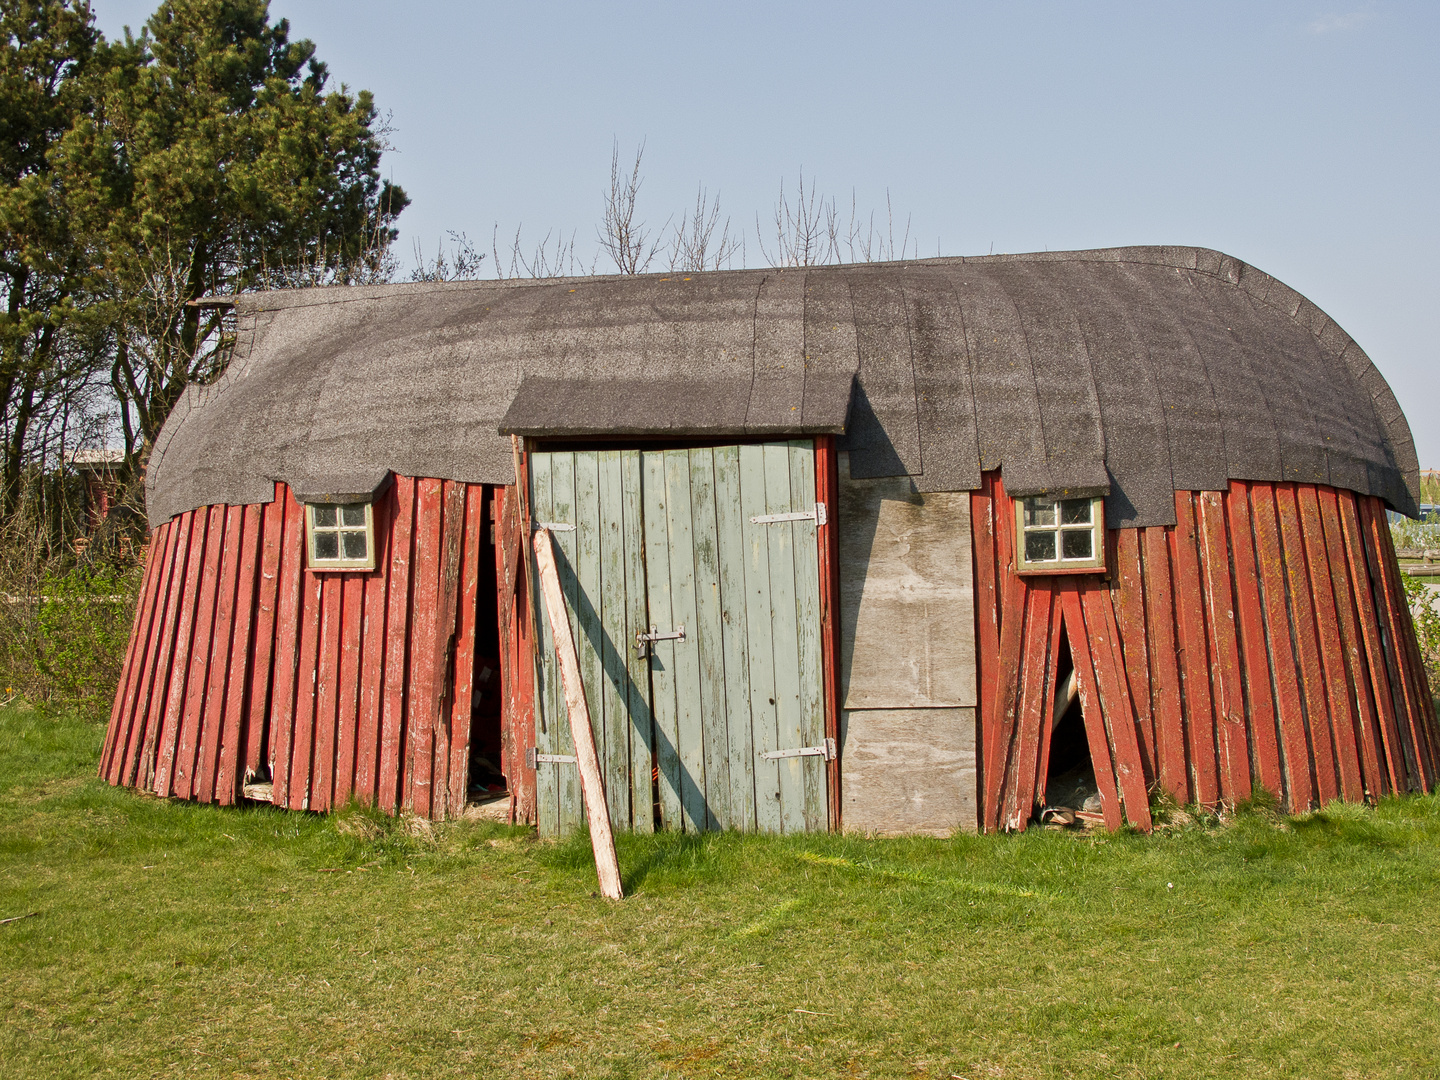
[[306, 502, 375, 571], [1015, 495, 1105, 574]]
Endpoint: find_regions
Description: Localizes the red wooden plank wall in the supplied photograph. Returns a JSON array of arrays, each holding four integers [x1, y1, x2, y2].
[[100, 478, 490, 819], [971, 472, 1439, 830]]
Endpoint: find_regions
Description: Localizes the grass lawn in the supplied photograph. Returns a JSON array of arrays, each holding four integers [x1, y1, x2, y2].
[[4, 706, 1440, 1079]]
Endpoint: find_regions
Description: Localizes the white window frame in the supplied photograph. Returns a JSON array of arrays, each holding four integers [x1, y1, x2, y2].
[[305, 501, 376, 571], [1013, 495, 1106, 575]]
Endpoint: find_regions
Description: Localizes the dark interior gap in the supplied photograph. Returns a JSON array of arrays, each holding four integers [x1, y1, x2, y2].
[[467, 486, 508, 802], [1042, 628, 1100, 819]]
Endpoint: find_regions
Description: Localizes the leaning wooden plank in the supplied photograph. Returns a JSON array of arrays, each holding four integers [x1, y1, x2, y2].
[[1361, 496, 1434, 788], [268, 487, 309, 808], [135, 514, 195, 791], [103, 522, 167, 781], [106, 521, 170, 785], [196, 504, 245, 804], [1225, 483, 1284, 800], [154, 504, 214, 797], [1081, 583, 1153, 831], [986, 476, 1028, 831], [378, 476, 417, 813], [1058, 583, 1123, 830], [1141, 526, 1189, 803], [1317, 486, 1385, 800], [1003, 584, 1054, 832], [533, 527, 624, 900], [1031, 589, 1066, 815], [1112, 527, 1156, 783], [1250, 483, 1315, 811], [1337, 490, 1407, 793], [1169, 492, 1219, 808], [1373, 499, 1440, 781], [1274, 484, 1337, 804], [690, 447, 733, 830], [173, 503, 226, 800], [1296, 484, 1364, 802], [1197, 490, 1251, 805], [242, 493, 286, 782], [713, 444, 756, 832], [116, 522, 179, 786]]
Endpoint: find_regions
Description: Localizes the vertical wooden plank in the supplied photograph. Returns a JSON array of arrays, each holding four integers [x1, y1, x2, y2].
[[1296, 485, 1364, 802], [788, 441, 826, 834], [1225, 483, 1284, 800], [134, 513, 196, 791], [1058, 583, 1124, 830], [986, 475, 1028, 831], [1112, 528, 1156, 783], [690, 447, 732, 830], [286, 563, 324, 811], [1274, 484, 1337, 804], [714, 444, 756, 832], [814, 436, 842, 832], [970, 476, 1000, 830], [641, 449, 681, 830], [103, 523, 167, 782], [154, 504, 213, 797], [446, 484, 486, 818], [195, 505, 244, 803], [243, 494, 286, 780], [1081, 583, 1153, 830], [310, 574, 343, 810], [172, 503, 226, 800], [659, 449, 707, 832], [1169, 492, 1220, 808], [764, 443, 807, 835], [1338, 490, 1408, 793], [739, 443, 783, 834], [1250, 483, 1315, 810], [405, 478, 444, 817], [378, 476, 417, 814], [1032, 592, 1066, 810], [119, 521, 182, 787], [216, 505, 261, 805], [573, 454, 609, 826], [596, 453, 634, 830], [268, 487, 308, 808], [550, 455, 583, 835], [354, 487, 393, 807], [1002, 584, 1053, 831], [426, 481, 467, 818], [1317, 486, 1385, 799], [1142, 526, 1189, 803], [620, 451, 653, 834], [1197, 490, 1251, 804], [333, 574, 366, 808], [529, 454, 559, 837], [1360, 495, 1432, 789]]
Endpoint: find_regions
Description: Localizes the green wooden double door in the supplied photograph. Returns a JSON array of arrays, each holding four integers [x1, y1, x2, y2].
[[530, 440, 829, 837]]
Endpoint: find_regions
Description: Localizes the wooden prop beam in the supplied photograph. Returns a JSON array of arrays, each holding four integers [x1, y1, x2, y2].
[[532, 526, 624, 900]]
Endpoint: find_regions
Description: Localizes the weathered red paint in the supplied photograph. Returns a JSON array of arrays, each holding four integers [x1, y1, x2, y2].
[[971, 472, 1440, 827]]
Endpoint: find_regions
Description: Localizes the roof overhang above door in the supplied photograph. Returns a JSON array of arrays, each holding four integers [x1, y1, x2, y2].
[[498, 373, 854, 439]]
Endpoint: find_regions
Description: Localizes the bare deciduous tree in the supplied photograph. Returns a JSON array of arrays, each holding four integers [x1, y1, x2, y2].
[[410, 231, 488, 283], [490, 225, 584, 280], [667, 186, 742, 272], [598, 141, 665, 274], [757, 170, 840, 268]]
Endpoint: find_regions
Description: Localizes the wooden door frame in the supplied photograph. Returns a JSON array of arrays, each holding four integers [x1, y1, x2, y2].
[[814, 436, 842, 832]]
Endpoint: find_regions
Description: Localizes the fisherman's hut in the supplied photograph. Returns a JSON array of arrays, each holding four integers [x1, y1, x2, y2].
[[100, 246, 1439, 835]]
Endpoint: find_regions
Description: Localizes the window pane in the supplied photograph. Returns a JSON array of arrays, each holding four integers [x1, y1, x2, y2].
[[1023, 499, 1056, 528], [314, 532, 339, 560], [342, 530, 368, 560], [1062, 530, 1093, 559], [1026, 531, 1057, 562], [340, 503, 366, 527], [311, 504, 337, 527], [1060, 499, 1092, 525]]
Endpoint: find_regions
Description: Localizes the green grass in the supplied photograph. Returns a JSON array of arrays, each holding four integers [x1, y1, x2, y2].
[[4, 706, 1440, 1078]]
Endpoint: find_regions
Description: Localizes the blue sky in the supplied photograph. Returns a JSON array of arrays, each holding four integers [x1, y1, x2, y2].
[[93, 1, 1440, 467]]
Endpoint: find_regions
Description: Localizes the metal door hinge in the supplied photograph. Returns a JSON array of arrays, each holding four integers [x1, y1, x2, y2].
[[750, 502, 826, 527], [635, 624, 685, 658], [760, 737, 836, 761], [525, 748, 577, 768], [530, 521, 576, 532]]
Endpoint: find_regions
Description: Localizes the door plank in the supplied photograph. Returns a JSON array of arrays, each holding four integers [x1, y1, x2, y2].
[[597, 450, 634, 830], [787, 441, 827, 833], [713, 444, 757, 831], [642, 449, 683, 830], [529, 452, 558, 837], [689, 447, 733, 830], [621, 450, 655, 833], [551, 453, 584, 835], [740, 443, 783, 834], [764, 443, 807, 835], [663, 449, 708, 832], [574, 451, 610, 825]]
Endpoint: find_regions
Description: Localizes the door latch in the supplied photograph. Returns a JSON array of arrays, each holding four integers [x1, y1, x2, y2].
[[635, 624, 685, 658]]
